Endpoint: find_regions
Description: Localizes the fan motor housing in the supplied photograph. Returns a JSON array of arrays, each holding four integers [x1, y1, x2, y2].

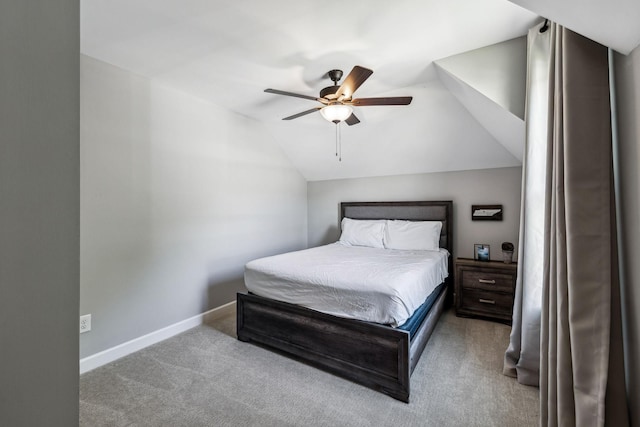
[[320, 85, 341, 99]]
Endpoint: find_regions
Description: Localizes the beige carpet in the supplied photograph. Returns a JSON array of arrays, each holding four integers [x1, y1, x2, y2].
[[80, 308, 539, 426]]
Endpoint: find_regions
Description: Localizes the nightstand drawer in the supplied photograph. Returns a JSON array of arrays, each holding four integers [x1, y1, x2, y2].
[[460, 289, 513, 317], [460, 270, 514, 293]]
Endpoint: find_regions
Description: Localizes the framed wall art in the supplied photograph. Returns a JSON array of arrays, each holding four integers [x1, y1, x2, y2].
[[471, 205, 503, 221]]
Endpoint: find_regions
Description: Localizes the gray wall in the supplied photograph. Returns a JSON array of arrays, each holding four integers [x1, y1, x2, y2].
[[308, 167, 522, 261], [436, 36, 526, 119], [80, 56, 307, 358], [0, 1, 79, 426], [616, 45, 640, 426]]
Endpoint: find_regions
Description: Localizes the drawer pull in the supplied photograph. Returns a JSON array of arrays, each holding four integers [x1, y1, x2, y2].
[[479, 298, 496, 305], [478, 279, 496, 284]]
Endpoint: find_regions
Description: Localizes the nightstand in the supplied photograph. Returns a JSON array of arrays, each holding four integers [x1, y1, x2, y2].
[[454, 258, 517, 324]]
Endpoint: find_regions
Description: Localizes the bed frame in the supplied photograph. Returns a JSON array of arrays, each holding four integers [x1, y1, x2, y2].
[[236, 201, 453, 402]]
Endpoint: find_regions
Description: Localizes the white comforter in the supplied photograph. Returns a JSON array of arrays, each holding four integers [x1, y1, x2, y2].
[[244, 243, 449, 327]]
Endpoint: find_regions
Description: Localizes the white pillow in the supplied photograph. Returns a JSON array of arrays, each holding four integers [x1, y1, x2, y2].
[[384, 220, 442, 251], [339, 218, 386, 248]]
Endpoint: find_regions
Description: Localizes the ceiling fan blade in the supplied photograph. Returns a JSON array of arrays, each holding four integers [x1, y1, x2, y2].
[[334, 66, 373, 99], [282, 107, 322, 120], [265, 88, 325, 103], [350, 96, 413, 106], [345, 113, 360, 126]]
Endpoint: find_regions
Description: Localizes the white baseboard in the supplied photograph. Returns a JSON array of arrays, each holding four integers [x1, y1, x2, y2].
[[80, 301, 236, 374]]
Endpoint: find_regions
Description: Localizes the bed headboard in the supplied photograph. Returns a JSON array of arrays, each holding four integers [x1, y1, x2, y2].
[[340, 201, 453, 255]]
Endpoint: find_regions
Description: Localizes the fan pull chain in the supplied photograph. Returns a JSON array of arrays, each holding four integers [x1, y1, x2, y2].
[[335, 123, 338, 157], [338, 123, 342, 161], [339, 124, 342, 162], [334, 123, 342, 161]]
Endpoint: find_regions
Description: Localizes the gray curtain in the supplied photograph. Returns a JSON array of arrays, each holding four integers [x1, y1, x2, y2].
[[503, 21, 550, 388], [505, 21, 629, 426]]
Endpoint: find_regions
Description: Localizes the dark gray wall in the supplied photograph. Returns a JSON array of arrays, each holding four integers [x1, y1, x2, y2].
[[0, 0, 79, 426]]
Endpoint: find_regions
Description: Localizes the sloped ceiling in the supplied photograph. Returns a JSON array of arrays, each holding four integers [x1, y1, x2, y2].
[[81, 0, 640, 181], [435, 37, 527, 162]]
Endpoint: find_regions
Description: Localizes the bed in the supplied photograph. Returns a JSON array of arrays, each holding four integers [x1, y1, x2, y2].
[[236, 201, 453, 402]]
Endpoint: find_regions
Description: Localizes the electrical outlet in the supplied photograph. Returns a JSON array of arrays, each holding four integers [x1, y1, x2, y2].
[[80, 314, 91, 333]]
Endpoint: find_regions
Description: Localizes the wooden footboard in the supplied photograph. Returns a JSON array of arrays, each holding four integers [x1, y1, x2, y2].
[[237, 292, 411, 402], [236, 286, 448, 403]]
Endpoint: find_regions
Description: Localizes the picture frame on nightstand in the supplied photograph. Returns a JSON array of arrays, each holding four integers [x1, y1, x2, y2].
[[474, 244, 490, 261]]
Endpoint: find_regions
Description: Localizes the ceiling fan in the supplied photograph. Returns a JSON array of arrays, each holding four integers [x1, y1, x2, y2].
[[264, 66, 412, 126]]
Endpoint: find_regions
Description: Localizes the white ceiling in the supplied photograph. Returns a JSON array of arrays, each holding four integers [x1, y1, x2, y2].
[[81, 0, 640, 181]]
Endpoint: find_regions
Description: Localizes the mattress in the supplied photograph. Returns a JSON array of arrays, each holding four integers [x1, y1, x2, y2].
[[398, 282, 446, 336], [244, 242, 449, 327]]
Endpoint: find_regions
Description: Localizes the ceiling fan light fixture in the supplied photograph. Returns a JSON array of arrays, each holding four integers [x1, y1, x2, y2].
[[320, 104, 353, 123]]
